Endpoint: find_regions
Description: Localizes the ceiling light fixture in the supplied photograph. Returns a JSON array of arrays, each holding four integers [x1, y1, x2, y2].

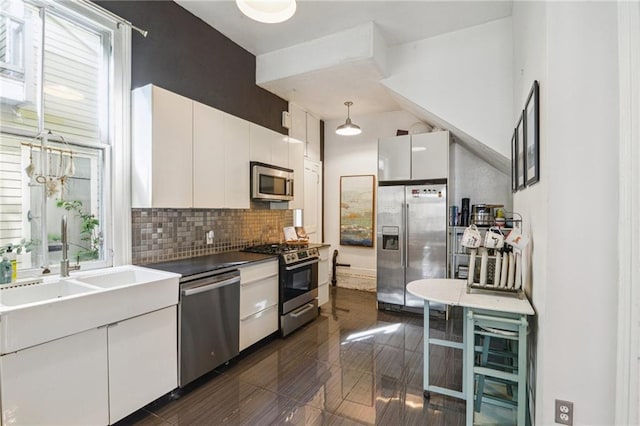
[[336, 101, 361, 136], [236, 0, 297, 24]]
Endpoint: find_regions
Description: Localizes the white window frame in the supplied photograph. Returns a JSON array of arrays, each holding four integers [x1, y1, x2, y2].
[[1, 0, 131, 276]]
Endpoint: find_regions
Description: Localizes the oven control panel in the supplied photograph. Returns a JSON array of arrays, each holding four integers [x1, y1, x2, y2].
[[283, 247, 319, 264]]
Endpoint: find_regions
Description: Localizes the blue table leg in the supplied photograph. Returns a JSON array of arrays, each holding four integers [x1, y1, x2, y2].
[[465, 308, 475, 426]]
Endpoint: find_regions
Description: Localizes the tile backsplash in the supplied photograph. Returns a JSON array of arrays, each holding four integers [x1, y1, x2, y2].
[[132, 208, 293, 264]]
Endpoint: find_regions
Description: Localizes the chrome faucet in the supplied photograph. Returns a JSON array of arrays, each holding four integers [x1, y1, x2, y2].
[[61, 215, 80, 277]]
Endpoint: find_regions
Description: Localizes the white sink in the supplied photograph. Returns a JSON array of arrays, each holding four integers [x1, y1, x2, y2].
[[0, 280, 96, 306], [0, 265, 180, 355], [77, 268, 170, 289]]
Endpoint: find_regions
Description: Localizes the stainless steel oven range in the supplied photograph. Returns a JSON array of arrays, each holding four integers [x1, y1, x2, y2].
[[243, 244, 319, 336]]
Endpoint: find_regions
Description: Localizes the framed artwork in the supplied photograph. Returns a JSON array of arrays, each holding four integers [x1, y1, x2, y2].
[[516, 113, 526, 190], [340, 175, 375, 247], [524, 80, 540, 186], [511, 129, 518, 193]]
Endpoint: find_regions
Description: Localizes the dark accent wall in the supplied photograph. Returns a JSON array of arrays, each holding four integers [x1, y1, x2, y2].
[[95, 1, 288, 135]]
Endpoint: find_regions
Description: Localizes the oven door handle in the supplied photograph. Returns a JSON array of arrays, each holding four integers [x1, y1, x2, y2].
[[284, 259, 319, 271], [181, 276, 240, 297], [290, 303, 315, 318]]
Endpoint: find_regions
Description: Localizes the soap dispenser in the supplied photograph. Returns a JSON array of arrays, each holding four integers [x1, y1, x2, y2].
[[0, 256, 11, 284]]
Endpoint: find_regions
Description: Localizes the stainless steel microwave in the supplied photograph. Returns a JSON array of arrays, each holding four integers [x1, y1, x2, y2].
[[251, 162, 294, 202]]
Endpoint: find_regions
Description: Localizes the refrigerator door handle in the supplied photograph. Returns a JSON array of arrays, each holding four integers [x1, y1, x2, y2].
[[404, 202, 409, 269]]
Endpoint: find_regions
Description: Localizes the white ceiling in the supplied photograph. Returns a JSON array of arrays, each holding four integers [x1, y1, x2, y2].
[[176, 0, 512, 120]]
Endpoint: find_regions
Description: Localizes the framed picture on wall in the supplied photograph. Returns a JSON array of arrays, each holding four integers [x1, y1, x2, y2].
[[516, 113, 526, 190], [340, 175, 375, 247], [524, 80, 540, 186], [511, 129, 518, 193]]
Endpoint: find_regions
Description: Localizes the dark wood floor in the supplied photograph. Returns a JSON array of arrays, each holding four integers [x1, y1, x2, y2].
[[119, 287, 468, 426]]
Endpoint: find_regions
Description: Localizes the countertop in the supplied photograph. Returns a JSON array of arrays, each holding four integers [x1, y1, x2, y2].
[[144, 251, 276, 279]]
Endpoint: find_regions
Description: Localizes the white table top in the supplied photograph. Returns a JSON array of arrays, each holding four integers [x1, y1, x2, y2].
[[407, 279, 465, 305], [407, 278, 535, 316]]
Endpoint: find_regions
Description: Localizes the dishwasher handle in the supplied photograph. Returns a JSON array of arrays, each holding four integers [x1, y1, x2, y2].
[[181, 276, 240, 297]]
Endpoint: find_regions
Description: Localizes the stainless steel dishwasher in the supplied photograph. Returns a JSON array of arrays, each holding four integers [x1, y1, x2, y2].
[[178, 269, 240, 387]]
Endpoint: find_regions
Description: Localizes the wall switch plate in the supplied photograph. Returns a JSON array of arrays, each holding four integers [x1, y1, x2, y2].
[[555, 400, 573, 425], [206, 230, 214, 245]]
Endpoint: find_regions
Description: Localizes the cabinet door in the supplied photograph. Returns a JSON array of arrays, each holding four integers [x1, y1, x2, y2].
[[224, 114, 251, 208], [193, 101, 226, 208], [0, 328, 108, 425], [303, 159, 322, 242], [318, 246, 330, 306], [289, 137, 305, 209], [378, 135, 411, 181], [108, 306, 178, 424], [249, 124, 273, 164], [289, 103, 306, 144], [306, 113, 321, 162], [132, 85, 194, 208], [239, 304, 278, 351], [411, 131, 449, 180], [151, 86, 193, 207], [271, 129, 290, 169]]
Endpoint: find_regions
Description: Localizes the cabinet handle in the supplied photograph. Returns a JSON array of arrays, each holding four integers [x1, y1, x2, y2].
[[240, 304, 277, 321]]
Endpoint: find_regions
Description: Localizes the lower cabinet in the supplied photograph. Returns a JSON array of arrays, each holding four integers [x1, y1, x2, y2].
[[0, 306, 177, 425], [108, 306, 177, 424], [239, 260, 278, 351], [318, 246, 330, 306], [0, 327, 109, 425]]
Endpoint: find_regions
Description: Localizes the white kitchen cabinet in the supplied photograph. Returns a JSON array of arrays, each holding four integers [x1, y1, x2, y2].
[[250, 124, 289, 168], [0, 327, 109, 425], [317, 246, 330, 306], [378, 131, 450, 181], [288, 138, 305, 209], [239, 260, 279, 351], [303, 158, 322, 243], [132, 84, 193, 208], [289, 103, 306, 144], [224, 114, 251, 208], [107, 306, 177, 424], [193, 101, 226, 208], [411, 131, 449, 180], [306, 113, 321, 162], [193, 103, 250, 209], [288, 103, 321, 162], [378, 134, 411, 181]]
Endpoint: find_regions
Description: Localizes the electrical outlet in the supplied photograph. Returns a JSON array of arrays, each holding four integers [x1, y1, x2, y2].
[[555, 400, 573, 425], [206, 230, 214, 245]]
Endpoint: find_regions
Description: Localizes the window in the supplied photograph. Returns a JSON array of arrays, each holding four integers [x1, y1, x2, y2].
[[0, 0, 130, 276]]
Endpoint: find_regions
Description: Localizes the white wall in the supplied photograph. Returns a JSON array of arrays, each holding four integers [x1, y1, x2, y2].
[[513, 2, 619, 424], [383, 17, 513, 157], [324, 110, 420, 288]]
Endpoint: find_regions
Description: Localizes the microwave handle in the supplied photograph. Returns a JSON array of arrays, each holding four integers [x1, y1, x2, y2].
[[286, 179, 294, 196]]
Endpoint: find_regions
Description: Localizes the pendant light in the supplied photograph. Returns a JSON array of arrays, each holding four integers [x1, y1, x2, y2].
[[236, 0, 297, 24], [336, 101, 362, 136]]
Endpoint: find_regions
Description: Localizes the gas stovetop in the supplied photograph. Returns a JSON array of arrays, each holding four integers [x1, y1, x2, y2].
[[242, 243, 319, 265]]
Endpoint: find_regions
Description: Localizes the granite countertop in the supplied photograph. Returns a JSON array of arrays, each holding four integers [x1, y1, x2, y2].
[[144, 251, 276, 279]]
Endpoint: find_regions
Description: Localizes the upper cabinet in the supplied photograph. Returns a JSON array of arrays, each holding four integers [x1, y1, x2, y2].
[[249, 124, 289, 169], [378, 131, 450, 182], [378, 135, 411, 181], [306, 114, 321, 162], [289, 103, 321, 162], [410, 131, 449, 180], [132, 85, 296, 209], [193, 102, 250, 209], [132, 85, 193, 208]]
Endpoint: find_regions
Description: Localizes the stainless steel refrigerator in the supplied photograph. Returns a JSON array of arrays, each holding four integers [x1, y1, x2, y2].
[[377, 183, 447, 310]]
